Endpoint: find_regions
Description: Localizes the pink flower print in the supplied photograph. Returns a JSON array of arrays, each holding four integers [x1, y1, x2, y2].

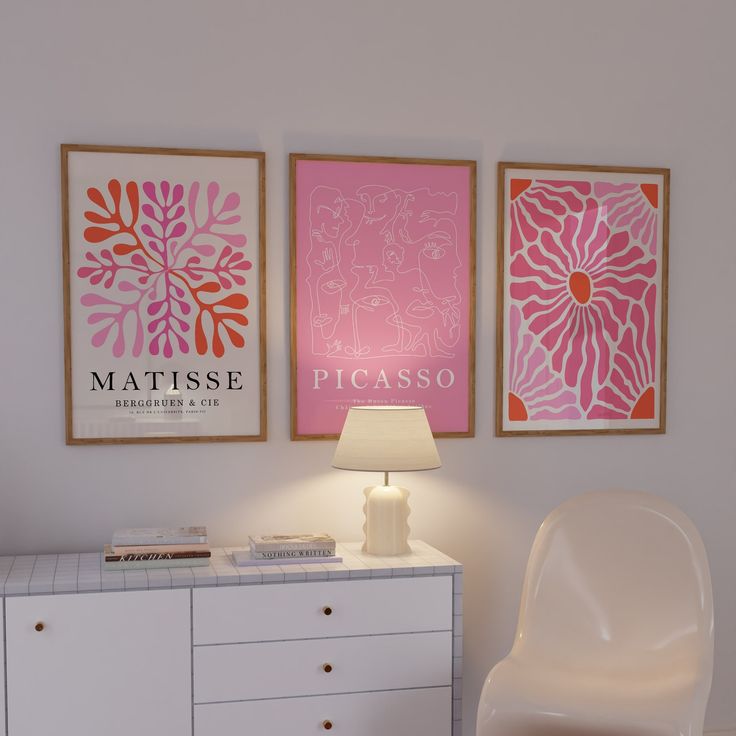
[[510, 197, 657, 413], [587, 284, 657, 420], [508, 178, 590, 257], [594, 181, 660, 256], [507, 306, 581, 421]]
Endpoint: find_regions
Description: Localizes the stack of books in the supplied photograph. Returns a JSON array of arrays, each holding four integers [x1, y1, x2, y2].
[[232, 534, 340, 567], [104, 527, 210, 570]]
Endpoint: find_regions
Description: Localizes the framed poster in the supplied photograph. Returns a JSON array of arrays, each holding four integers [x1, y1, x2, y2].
[[62, 144, 266, 444], [497, 162, 669, 436], [290, 154, 476, 439]]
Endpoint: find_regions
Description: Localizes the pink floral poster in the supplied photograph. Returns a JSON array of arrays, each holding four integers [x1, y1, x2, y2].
[[291, 155, 476, 439], [497, 163, 669, 435], [62, 145, 266, 443]]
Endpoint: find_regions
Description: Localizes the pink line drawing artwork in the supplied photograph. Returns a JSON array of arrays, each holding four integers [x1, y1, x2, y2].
[[293, 157, 474, 438], [305, 183, 462, 360]]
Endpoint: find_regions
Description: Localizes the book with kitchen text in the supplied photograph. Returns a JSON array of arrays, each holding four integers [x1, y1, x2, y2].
[[104, 544, 211, 562], [103, 556, 211, 571]]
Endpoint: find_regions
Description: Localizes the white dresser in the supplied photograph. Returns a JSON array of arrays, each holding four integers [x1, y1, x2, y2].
[[0, 541, 463, 736]]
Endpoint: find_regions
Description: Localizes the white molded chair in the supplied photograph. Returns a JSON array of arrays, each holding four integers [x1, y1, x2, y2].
[[477, 490, 714, 736]]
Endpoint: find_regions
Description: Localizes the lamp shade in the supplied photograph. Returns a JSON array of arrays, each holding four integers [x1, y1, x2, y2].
[[332, 406, 441, 472]]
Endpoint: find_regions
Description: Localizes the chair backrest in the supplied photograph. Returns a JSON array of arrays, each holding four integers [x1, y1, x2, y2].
[[513, 491, 713, 679]]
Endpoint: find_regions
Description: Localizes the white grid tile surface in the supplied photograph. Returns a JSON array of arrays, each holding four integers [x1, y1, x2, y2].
[[0, 541, 460, 593]]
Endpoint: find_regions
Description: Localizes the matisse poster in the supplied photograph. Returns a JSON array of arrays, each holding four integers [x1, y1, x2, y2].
[[62, 145, 266, 444], [291, 154, 476, 439], [497, 162, 669, 436]]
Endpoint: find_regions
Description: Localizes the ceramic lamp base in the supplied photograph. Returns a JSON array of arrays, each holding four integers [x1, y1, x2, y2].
[[362, 485, 410, 556]]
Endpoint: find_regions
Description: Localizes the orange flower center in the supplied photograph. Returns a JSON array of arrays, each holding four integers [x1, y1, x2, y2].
[[568, 271, 592, 304]]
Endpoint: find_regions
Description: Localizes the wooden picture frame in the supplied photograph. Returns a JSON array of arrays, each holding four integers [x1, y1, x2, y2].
[[62, 144, 266, 444], [496, 161, 669, 436], [290, 153, 476, 440]]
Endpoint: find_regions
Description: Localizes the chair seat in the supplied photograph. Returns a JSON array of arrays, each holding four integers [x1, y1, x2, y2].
[[481, 656, 699, 735]]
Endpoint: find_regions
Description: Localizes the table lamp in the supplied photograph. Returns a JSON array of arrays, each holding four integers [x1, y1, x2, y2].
[[332, 406, 441, 555]]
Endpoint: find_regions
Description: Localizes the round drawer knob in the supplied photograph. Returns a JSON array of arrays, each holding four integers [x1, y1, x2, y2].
[[34, 622, 45, 632], [322, 663, 333, 673], [322, 606, 333, 616], [322, 720, 333, 730]]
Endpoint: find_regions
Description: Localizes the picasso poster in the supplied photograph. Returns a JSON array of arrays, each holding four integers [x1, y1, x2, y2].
[[497, 162, 669, 436], [291, 154, 476, 439], [62, 145, 266, 443]]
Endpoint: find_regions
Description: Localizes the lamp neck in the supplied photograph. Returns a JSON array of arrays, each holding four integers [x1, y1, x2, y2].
[[383, 471, 389, 487]]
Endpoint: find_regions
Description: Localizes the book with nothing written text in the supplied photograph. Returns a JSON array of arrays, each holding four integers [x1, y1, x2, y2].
[[232, 550, 342, 567], [250, 548, 336, 560], [112, 526, 208, 547], [232, 549, 342, 567]]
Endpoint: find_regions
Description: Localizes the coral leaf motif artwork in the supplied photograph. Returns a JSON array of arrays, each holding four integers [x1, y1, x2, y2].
[[498, 164, 668, 435], [63, 146, 265, 444], [77, 178, 252, 359]]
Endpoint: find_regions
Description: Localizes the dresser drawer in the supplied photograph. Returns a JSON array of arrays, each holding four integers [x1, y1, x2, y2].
[[193, 576, 451, 644], [195, 686, 451, 736], [194, 630, 451, 703]]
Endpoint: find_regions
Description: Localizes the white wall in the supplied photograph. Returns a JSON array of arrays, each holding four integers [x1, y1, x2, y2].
[[1, 0, 734, 730]]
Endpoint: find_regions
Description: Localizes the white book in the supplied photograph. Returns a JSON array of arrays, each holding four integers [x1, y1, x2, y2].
[[111, 542, 210, 555], [232, 550, 342, 567], [249, 533, 335, 552], [112, 526, 208, 546]]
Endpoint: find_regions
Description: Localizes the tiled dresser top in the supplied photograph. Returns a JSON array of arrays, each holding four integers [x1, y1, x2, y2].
[[0, 540, 462, 596]]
